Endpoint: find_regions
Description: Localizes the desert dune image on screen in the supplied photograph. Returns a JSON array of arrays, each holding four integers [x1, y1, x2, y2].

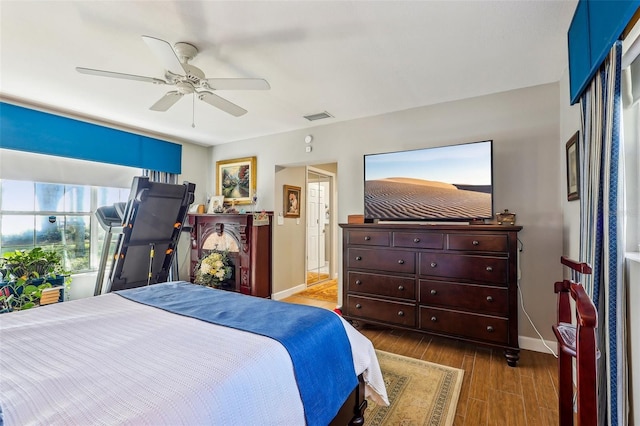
[[364, 141, 493, 220]]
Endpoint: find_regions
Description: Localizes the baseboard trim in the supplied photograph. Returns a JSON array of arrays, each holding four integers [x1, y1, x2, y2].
[[519, 335, 558, 355], [272, 283, 307, 301]]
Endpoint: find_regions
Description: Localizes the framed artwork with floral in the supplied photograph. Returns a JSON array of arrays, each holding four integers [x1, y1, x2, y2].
[[216, 156, 256, 204], [283, 185, 301, 218]]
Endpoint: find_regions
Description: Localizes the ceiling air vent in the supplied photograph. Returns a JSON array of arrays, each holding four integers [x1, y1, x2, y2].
[[303, 111, 333, 121]]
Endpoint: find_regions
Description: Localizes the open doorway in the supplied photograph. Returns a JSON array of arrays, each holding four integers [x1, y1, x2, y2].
[[306, 166, 335, 286]]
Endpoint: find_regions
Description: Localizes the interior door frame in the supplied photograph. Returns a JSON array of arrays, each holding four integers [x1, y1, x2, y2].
[[305, 166, 336, 285]]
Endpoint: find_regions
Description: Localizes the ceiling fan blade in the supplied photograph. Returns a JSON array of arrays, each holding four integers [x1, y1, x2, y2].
[[150, 91, 183, 111], [76, 67, 166, 84], [198, 91, 247, 117], [205, 78, 270, 90], [142, 35, 185, 75]]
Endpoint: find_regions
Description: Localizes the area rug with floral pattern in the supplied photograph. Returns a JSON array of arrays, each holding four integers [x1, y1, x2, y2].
[[365, 350, 464, 426]]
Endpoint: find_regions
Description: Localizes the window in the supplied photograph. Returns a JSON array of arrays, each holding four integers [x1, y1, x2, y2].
[[0, 179, 129, 273], [623, 27, 640, 253], [622, 103, 640, 252]]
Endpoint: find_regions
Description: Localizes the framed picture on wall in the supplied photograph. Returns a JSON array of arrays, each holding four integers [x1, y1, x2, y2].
[[283, 185, 301, 218], [565, 131, 580, 201], [216, 156, 256, 205]]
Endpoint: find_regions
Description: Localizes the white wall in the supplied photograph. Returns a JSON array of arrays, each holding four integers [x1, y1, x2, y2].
[[273, 166, 306, 295], [174, 141, 211, 281], [559, 69, 582, 263], [211, 83, 564, 347]]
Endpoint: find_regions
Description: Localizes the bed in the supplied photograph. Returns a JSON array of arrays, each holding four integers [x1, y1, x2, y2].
[[0, 281, 388, 425]]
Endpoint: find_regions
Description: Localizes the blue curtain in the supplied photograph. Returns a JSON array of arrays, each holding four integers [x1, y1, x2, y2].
[[579, 41, 627, 425]]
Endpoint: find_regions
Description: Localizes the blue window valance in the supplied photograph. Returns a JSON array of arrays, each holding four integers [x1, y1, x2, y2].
[[0, 102, 181, 174], [568, 0, 640, 104]]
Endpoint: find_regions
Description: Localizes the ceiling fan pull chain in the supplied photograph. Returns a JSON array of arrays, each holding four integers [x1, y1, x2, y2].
[[192, 93, 195, 128]]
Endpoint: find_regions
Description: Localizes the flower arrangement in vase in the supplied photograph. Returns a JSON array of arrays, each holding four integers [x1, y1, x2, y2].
[[194, 249, 234, 288]]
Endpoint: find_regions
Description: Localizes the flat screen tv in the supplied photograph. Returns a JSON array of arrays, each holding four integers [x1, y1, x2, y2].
[[364, 140, 493, 222]]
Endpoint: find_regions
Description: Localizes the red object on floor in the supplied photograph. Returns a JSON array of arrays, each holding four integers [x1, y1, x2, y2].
[[333, 308, 342, 316]]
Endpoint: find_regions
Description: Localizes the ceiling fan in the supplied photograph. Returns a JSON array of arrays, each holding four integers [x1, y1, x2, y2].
[[76, 35, 270, 117]]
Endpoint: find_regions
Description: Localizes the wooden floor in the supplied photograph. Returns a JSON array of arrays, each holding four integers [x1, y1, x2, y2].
[[282, 294, 560, 426]]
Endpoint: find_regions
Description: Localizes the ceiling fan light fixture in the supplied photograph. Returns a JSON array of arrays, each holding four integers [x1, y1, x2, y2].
[[176, 82, 195, 95], [76, 35, 269, 116], [303, 111, 333, 121]]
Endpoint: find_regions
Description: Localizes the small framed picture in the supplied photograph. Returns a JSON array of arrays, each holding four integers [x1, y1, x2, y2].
[[283, 185, 301, 218], [207, 195, 225, 214], [216, 156, 256, 204], [565, 131, 580, 201]]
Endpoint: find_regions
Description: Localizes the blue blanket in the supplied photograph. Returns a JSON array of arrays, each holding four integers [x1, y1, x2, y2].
[[116, 281, 357, 426]]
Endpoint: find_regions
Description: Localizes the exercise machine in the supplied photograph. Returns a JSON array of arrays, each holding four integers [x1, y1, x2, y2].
[[94, 176, 195, 295]]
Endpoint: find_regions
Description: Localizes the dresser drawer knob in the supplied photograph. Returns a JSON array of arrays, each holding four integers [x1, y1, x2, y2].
[[355, 280, 362, 285], [431, 316, 437, 322], [486, 296, 493, 302], [472, 240, 480, 246], [430, 262, 437, 268], [430, 289, 437, 295], [397, 311, 404, 317], [486, 266, 493, 272], [398, 285, 404, 291], [355, 303, 362, 309], [486, 326, 494, 332], [364, 236, 371, 241], [414, 238, 420, 243], [397, 259, 405, 264], [355, 256, 362, 261]]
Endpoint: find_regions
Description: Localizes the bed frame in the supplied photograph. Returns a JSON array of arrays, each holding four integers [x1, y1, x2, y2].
[[330, 374, 367, 426]]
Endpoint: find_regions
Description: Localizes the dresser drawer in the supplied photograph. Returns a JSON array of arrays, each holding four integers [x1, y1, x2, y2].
[[419, 253, 507, 284], [347, 295, 416, 327], [419, 280, 508, 315], [347, 248, 415, 273], [419, 306, 508, 344], [393, 232, 444, 249], [346, 230, 390, 246], [447, 234, 508, 252], [348, 272, 415, 300]]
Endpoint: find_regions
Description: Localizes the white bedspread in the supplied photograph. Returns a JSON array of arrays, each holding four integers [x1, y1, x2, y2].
[[0, 293, 387, 425]]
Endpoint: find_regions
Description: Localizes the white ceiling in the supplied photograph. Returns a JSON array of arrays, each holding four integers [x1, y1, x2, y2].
[[0, 1, 577, 147]]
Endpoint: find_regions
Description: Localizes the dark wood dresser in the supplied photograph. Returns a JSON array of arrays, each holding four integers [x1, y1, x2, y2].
[[340, 223, 522, 366], [188, 213, 272, 298]]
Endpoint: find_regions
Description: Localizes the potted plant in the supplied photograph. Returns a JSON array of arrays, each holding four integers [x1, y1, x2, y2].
[[0, 248, 70, 312]]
